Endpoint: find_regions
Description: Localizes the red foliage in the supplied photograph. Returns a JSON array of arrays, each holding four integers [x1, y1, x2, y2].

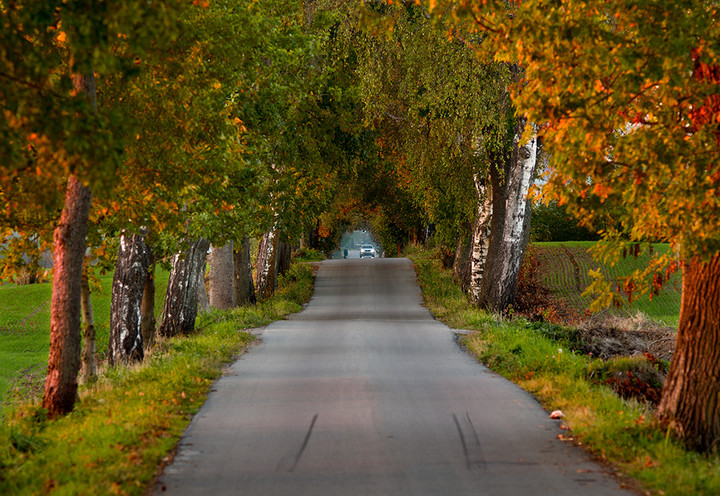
[[689, 46, 720, 144], [692, 47, 720, 84], [604, 370, 662, 405]]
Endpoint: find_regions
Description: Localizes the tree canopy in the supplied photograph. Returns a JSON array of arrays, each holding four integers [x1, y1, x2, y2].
[[3, 0, 720, 454]]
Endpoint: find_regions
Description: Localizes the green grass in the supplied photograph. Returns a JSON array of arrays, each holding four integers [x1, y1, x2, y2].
[[292, 247, 326, 263], [0, 269, 170, 410], [409, 249, 720, 496], [0, 261, 317, 496], [529, 242, 681, 326]]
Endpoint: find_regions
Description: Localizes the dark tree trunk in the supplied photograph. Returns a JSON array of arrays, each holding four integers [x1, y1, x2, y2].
[[140, 253, 157, 350], [275, 240, 292, 280], [477, 118, 537, 312], [452, 223, 473, 293], [108, 231, 150, 366], [234, 237, 256, 306], [158, 238, 210, 337], [42, 175, 92, 418], [308, 221, 320, 250], [256, 231, 278, 301], [658, 253, 720, 453], [80, 266, 96, 383], [208, 242, 235, 310]]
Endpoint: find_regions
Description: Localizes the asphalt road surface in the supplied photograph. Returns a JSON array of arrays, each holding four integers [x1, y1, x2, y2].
[[155, 258, 633, 495]]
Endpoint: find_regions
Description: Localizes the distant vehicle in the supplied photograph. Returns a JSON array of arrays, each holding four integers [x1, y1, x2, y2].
[[359, 244, 376, 258]]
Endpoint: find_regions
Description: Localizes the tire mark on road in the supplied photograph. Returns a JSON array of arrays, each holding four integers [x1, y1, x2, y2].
[[452, 413, 471, 470], [465, 412, 486, 469], [290, 414, 318, 472]]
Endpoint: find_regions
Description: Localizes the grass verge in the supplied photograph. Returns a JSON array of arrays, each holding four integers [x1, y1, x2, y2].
[[409, 249, 720, 496], [0, 269, 171, 408], [0, 261, 317, 496]]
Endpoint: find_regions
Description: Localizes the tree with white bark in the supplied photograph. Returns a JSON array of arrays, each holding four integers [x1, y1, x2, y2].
[[357, 2, 536, 311], [454, 0, 720, 452], [108, 231, 150, 365]]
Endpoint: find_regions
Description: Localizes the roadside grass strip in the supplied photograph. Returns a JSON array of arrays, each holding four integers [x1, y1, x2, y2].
[[0, 262, 316, 496], [410, 250, 720, 496]]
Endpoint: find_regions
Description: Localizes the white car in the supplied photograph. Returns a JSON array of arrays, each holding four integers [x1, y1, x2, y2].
[[359, 244, 376, 258]]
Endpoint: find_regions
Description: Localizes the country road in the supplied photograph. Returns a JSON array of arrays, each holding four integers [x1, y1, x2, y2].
[[155, 258, 633, 495]]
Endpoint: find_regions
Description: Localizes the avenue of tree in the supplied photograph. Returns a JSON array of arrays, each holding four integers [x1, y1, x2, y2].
[[1, 0, 718, 453]]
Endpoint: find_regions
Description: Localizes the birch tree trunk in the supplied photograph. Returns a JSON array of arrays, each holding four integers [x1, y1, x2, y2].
[[208, 242, 235, 310], [477, 118, 538, 312], [80, 267, 96, 383], [234, 237, 256, 306], [108, 231, 150, 366], [158, 238, 210, 337], [140, 254, 156, 350], [42, 175, 92, 417], [256, 230, 278, 301], [658, 254, 720, 453], [469, 174, 493, 304]]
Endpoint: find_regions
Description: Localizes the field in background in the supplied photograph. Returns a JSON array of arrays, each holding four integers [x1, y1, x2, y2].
[[529, 241, 681, 327], [0, 270, 170, 409]]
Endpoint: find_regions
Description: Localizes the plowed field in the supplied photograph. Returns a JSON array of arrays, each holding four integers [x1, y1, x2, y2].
[[528, 242, 681, 327]]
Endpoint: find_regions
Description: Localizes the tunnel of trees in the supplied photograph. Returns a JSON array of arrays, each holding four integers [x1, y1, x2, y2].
[[1, 0, 719, 452]]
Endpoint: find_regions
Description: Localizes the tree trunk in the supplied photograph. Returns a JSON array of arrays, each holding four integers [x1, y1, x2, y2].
[[197, 265, 209, 313], [658, 253, 720, 453], [108, 231, 150, 366], [452, 223, 473, 292], [256, 230, 278, 301], [140, 253, 157, 350], [208, 242, 235, 310], [42, 175, 92, 418], [80, 266, 96, 383], [275, 240, 292, 280], [478, 118, 537, 312], [309, 221, 320, 250], [234, 237, 256, 306], [469, 174, 493, 304], [158, 238, 210, 337], [42, 69, 96, 417]]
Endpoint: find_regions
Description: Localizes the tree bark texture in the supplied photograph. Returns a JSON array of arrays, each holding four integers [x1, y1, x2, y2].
[[477, 119, 537, 312], [469, 174, 493, 304], [276, 240, 292, 280], [256, 230, 278, 301], [452, 225, 472, 293], [158, 238, 210, 337], [80, 269, 96, 383], [234, 237, 256, 306], [208, 242, 235, 310], [658, 253, 720, 453], [108, 231, 150, 366], [197, 265, 209, 313], [140, 254, 157, 350], [42, 175, 92, 418]]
